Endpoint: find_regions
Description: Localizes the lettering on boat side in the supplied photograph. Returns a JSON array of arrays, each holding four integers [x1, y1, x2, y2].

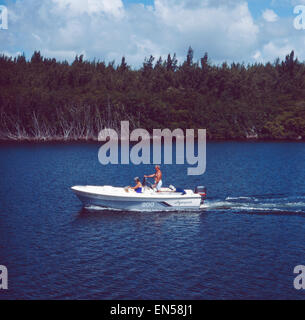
[[142, 202, 155, 208], [173, 200, 194, 206], [294, 265, 305, 290], [98, 121, 206, 176], [0, 265, 8, 290]]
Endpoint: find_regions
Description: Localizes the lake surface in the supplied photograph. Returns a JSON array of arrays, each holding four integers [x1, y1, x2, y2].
[[1, 142, 305, 299]]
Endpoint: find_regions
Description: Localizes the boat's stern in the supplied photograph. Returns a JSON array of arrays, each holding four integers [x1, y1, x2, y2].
[[194, 186, 207, 204]]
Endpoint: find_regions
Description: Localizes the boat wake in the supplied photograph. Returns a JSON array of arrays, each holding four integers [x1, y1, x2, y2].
[[84, 205, 122, 211], [203, 193, 305, 214], [82, 194, 305, 215]]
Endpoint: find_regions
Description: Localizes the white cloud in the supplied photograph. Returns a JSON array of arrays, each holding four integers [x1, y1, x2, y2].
[[0, 0, 303, 67], [32, 33, 42, 42], [262, 41, 294, 61], [52, 0, 124, 17], [0, 50, 22, 58], [254, 11, 305, 63], [41, 49, 84, 61], [291, 0, 305, 5], [253, 50, 261, 61], [154, 0, 259, 62], [262, 9, 278, 22]]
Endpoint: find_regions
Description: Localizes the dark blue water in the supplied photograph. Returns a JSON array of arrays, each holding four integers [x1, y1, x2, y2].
[[1, 142, 305, 299]]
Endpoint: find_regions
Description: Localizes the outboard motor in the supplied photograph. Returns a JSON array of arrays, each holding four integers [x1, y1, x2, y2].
[[195, 186, 207, 204]]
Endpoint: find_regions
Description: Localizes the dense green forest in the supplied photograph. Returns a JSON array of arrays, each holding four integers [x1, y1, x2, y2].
[[1, 47, 305, 141]]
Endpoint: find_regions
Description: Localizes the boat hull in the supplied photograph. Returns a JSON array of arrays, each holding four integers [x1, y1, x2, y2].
[[72, 186, 202, 211]]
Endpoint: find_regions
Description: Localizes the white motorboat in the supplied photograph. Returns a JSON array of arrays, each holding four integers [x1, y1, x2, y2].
[[71, 184, 207, 211]]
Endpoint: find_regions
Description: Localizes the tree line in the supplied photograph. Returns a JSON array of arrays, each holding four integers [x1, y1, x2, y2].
[[0, 47, 305, 141]]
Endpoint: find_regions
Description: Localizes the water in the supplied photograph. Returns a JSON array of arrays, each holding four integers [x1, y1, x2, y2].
[[1, 141, 305, 299]]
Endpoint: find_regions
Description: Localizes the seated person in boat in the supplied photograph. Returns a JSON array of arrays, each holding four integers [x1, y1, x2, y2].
[[129, 177, 143, 193], [144, 165, 163, 192]]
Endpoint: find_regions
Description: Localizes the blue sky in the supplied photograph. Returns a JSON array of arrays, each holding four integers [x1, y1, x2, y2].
[[250, 0, 286, 18], [0, 0, 304, 66]]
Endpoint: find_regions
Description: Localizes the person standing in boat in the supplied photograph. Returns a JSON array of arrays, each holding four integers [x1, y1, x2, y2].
[[144, 165, 163, 192]]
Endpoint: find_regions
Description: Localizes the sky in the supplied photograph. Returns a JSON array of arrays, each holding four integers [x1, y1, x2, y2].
[[1, 0, 305, 67]]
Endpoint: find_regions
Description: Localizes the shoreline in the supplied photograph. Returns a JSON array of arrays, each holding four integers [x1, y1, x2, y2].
[[0, 137, 304, 144]]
